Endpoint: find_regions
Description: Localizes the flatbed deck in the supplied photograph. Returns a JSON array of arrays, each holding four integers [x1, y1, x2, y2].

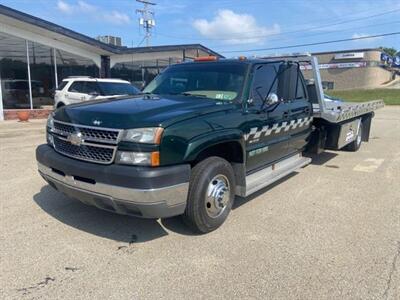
[[313, 99, 385, 123]]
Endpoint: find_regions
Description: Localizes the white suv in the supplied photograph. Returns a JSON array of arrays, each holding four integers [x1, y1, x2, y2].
[[54, 77, 140, 108]]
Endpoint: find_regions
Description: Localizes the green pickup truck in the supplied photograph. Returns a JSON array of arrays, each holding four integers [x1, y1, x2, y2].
[[36, 55, 383, 233]]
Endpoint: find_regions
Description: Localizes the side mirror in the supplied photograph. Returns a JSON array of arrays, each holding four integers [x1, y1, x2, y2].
[[265, 93, 279, 106], [89, 91, 99, 97]]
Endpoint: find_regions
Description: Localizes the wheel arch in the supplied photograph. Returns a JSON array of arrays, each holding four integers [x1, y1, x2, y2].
[[184, 130, 245, 164], [184, 130, 247, 196], [56, 102, 65, 109]]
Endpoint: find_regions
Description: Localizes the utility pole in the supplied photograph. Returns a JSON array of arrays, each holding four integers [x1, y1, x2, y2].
[[136, 0, 156, 47]]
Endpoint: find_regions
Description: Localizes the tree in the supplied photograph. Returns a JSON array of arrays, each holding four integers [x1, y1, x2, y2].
[[379, 47, 397, 56]]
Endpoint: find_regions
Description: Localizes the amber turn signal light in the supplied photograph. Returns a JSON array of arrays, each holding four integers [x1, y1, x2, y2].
[[151, 151, 160, 167]]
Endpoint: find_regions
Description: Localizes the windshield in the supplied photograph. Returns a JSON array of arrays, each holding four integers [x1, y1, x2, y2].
[[143, 63, 248, 101], [98, 82, 140, 96]]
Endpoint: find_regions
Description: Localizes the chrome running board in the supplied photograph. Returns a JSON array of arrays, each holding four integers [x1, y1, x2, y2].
[[245, 153, 311, 197]]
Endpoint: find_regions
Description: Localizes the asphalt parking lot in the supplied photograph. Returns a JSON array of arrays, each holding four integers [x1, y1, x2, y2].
[[1, 107, 399, 299]]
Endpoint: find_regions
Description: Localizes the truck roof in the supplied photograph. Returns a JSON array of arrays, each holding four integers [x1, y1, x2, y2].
[[183, 58, 279, 66]]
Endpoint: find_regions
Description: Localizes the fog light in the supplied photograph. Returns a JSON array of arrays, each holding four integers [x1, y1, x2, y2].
[[115, 151, 160, 166], [47, 132, 54, 147]]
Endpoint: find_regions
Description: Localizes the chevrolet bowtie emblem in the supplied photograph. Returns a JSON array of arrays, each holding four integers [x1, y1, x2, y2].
[[67, 132, 83, 146]]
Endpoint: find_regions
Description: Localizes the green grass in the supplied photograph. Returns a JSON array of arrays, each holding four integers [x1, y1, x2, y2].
[[328, 89, 400, 105]]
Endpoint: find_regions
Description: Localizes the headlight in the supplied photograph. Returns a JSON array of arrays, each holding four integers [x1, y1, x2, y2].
[[115, 151, 160, 166], [121, 127, 163, 144]]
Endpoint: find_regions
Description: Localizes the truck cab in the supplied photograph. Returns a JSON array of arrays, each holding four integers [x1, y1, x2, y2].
[[36, 55, 383, 233]]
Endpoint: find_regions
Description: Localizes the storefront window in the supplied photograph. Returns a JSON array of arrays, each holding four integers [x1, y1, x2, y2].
[[0, 31, 100, 111], [111, 62, 143, 87], [55, 49, 99, 82], [111, 57, 182, 89], [0, 32, 30, 109], [28, 41, 56, 108]]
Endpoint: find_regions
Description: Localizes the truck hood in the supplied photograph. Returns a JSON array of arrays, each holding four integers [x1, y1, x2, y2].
[[54, 95, 235, 129]]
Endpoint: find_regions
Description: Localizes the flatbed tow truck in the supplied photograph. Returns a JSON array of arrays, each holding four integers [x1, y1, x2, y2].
[[36, 54, 384, 233]]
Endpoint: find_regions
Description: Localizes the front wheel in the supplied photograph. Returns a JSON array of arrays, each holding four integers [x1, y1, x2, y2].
[[183, 157, 235, 234]]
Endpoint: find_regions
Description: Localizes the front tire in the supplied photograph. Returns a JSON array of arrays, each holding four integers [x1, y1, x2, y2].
[[183, 157, 235, 234]]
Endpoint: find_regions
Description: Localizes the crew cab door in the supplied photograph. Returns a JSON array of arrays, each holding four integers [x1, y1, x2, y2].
[[285, 64, 313, 154], [244, 62, 291, 172]]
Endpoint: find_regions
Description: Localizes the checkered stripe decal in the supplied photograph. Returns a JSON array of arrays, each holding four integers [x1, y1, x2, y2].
[[245, 117, 313, 141]]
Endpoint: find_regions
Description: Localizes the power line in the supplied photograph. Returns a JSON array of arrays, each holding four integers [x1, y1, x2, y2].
[[219, 32, 400, 53], [155, 8, 400, 41], [204, 20, 400, 48]]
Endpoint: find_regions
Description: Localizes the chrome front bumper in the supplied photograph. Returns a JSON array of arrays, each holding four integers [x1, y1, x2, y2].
[[38, 162, 189, 218]]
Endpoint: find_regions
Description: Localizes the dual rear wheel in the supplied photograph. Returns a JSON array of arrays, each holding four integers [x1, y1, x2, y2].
[[345, 121, 363, 152]]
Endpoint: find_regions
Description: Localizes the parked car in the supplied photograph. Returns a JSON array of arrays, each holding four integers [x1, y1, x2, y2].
[[54, 77, 140, 108]]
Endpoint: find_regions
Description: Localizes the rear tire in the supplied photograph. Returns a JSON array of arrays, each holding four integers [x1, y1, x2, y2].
[[345, 122, 362, 152], [183, 157, 235, 234]]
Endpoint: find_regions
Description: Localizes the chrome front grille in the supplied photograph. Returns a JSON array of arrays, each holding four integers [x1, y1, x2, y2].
[[51, 121, 121, 164], [53, 120, 121, 144], [53, 136, 116, 164]]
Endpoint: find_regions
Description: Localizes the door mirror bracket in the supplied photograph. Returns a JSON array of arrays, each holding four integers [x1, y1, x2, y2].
[[246, 98, 254, 105], [265, 93, 279, 106]]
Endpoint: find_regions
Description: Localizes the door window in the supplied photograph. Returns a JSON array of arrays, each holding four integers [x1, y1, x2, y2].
[[84, 82, 100, 95], [250, 63, 280, 107], [68, 81, 85, 93]]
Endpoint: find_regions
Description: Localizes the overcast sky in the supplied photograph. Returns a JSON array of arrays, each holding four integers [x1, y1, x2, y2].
[[2, 0, 400, 56]]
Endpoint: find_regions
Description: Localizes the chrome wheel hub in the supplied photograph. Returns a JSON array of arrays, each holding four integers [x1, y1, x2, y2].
[[205, 174, 230, 218]]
